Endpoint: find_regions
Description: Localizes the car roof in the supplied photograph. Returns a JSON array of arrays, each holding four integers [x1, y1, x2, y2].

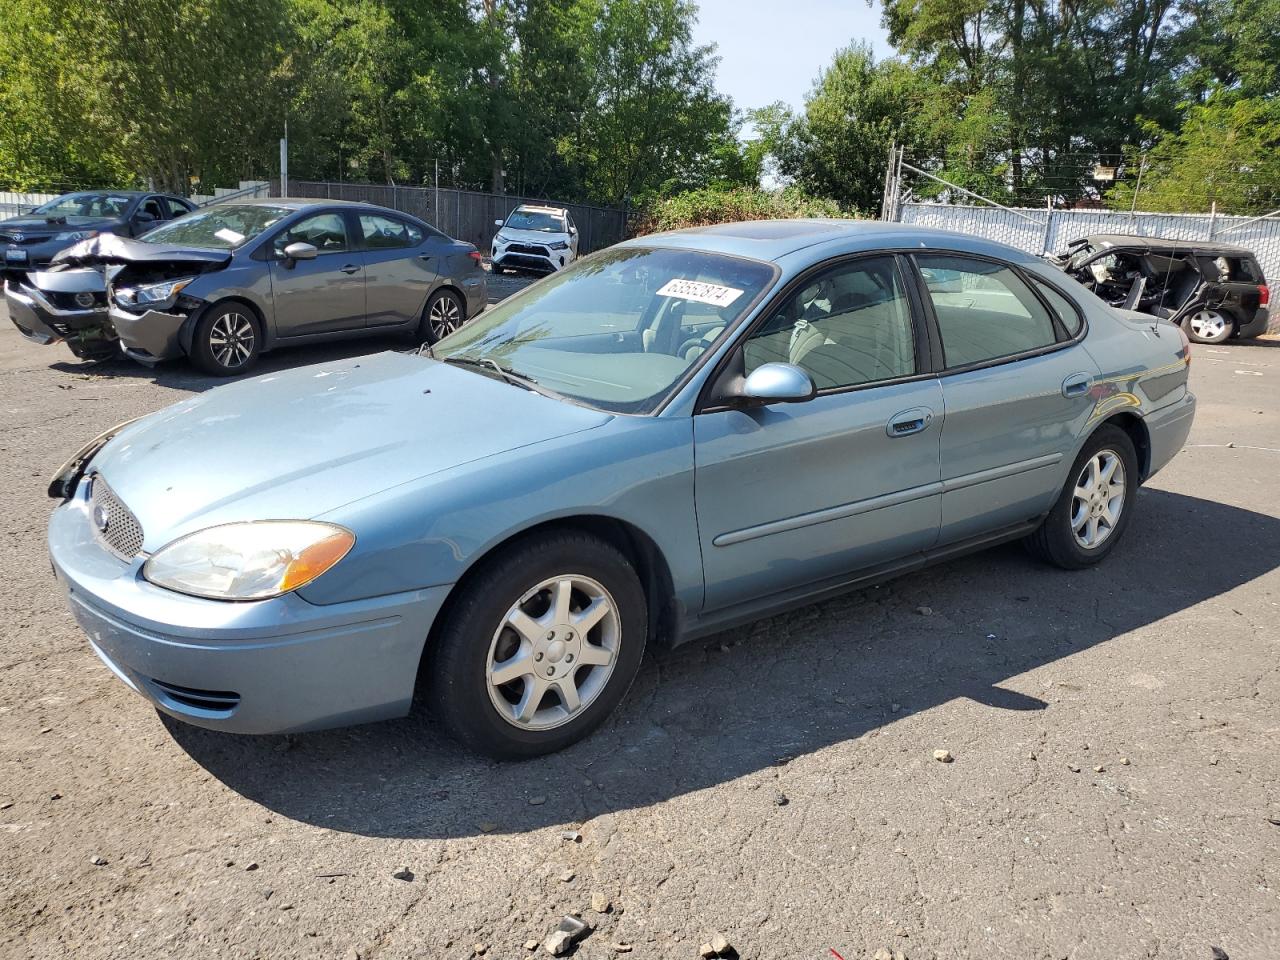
[[619, 219, 1039, 265], [1081, 233, 1256, 257]]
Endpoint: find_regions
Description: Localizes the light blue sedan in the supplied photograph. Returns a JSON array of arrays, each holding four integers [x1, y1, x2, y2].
[[47, 220, 1196, 757]]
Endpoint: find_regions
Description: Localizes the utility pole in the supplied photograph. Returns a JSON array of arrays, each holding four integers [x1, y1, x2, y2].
[[1129, 155, 1147, 218], [279, 118, 289, 197]]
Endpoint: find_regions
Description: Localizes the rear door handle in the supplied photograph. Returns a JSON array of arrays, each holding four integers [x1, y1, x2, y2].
[[887, 407, 933, 438], [1062, 372, 1094, 398], [340, 264, 360, 275]]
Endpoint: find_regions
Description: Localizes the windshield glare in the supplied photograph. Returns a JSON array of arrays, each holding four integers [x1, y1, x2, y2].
[[434, 246, 775, 414], [139, 204, 292, 249], [33, 193, 133, 219], [505, 210, 566, 233]]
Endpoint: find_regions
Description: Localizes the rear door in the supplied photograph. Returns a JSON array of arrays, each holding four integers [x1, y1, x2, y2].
[[693, 254, 943, 612], [356, 211, 438, 328], [913, 254, 1100, 546], [267, 210, 367, 336]]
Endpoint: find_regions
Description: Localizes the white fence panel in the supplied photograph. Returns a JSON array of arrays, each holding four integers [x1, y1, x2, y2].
[[0, 191, 58, 218], [899, 202, 1280, 333]]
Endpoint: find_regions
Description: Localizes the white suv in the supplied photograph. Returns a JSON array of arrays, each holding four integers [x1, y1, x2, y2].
[[491, 205, 579, 274]]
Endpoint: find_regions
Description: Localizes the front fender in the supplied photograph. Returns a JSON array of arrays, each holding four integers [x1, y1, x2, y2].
[[300, 416, 702, 618]]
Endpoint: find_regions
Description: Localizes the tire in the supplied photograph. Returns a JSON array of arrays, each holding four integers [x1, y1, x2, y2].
[[426, 531, 648, 759], [1024, 425, 1139, 570], [191, 302, 262, 376], [1183, 308, 1233, 344], [419, 288, 465, 345]]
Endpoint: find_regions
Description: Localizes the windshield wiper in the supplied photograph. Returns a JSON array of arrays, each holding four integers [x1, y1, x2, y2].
[[441, 354, 571, 403]]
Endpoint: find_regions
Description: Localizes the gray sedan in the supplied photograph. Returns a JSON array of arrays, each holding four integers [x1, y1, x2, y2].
[[33, 199, 486, 375], [47, 220, 1195, 758]]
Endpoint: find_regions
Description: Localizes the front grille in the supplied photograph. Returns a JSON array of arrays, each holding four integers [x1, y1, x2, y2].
[[507, 242, 550, 257], [0, 233, 51, 245], [47, 289, 106, 310], [89, 475, 145, 560], [149, 679, 241, 715]]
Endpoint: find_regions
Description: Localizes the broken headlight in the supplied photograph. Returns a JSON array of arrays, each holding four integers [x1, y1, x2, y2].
[[47, 417, 142, 500]]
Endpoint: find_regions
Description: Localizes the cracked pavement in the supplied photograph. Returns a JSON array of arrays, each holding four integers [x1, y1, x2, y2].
[[1, 300, 1278, 960]]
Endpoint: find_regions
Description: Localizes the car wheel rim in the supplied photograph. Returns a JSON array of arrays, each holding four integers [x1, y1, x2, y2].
[[1189, 310, 1226, 339], [485, 574, 620, 732], [209, 312, 255, 369], [428, 297, 461, 339], [1070, 449, 1126, 549]]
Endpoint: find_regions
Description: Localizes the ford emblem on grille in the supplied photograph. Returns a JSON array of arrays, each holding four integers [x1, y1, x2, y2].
[[94, 503, 110, 533]]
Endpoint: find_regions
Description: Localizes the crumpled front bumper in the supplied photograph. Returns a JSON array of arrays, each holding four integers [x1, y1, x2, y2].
[[5, 280, 114, 356], [109, 302, 189, 364]]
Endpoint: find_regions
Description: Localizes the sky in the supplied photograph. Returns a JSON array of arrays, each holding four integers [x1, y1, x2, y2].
[[689, 0, 894, 116]]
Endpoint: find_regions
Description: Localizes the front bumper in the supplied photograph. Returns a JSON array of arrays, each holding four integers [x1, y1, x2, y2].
[[109, 302, 189, 364], [492, 247, 568, 273], [49, 482, 451, 734], [5, 281, 114, 357]]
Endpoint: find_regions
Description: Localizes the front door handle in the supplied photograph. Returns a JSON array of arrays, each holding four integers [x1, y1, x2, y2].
[[887, 407, 933, 438], [1062, 372, 1094, 398], [340, 264, 360, 275]]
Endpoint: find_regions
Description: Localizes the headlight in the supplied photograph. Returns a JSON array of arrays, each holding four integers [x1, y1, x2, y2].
[[494, 233, 510, 244], [143, 521, 355, 601], [115, 277, 194, 307], [549, 240, 569, 250], [54, 230, 98, 242]]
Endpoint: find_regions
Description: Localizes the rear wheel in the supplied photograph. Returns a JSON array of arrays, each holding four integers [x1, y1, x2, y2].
[[1024, 425, 1138, 569], [1183, 309, 1233, 344], [419, 288, 465, 344], [191, 303, 261, 376], [426, 531, 647, 759]]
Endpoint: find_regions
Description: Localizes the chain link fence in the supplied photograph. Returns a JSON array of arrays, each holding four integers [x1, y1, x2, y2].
[[896, 202, 1280, 333]]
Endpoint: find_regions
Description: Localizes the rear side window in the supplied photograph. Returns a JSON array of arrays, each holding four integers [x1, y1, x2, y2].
[[1029, 276, 1083, 336], [360, 214, 423, 249], [916, 254, 1058, 367]]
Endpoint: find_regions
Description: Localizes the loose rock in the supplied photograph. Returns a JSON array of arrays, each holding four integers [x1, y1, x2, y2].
[[699, 944, 717, 959], [1210, 947, 1229, 960], [391, 867, 414, 881], [542, 916, 589, 956], [612, 945, 633, 954], [561, 830, 582, 843], [916, 605, 932, 616], [873, 948, 894, 960], [1094, 765, 1105, 773], [1068, 764, 1081, 773], [245, 862, 259, 872], [773, 791, 789, 806], [711, 934, 732, 955], [560, 870, 575, 883], [473, 944, 488, 956], [591, 891, 611, 913], [525, 939, 540, 951], [89, 855, 107, 866], [528, 796, 547, 806], [933, 749, 953, 763], [1120, 757, 1131, 765]]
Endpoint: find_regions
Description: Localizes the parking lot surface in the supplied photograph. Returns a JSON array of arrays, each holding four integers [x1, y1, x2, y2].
[[1, 298, 1278, 960]]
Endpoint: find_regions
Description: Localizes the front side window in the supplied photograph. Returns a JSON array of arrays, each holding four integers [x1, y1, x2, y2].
[[360, 214, 422, 249], [917, 254, 1057, 367], [273, 212, 349, 255], [744, 256, 915, 390], [140, 204, 292, 249], [434, 246, 775, 414]]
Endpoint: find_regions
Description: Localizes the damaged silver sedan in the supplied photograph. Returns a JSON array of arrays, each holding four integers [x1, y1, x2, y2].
[[7, 198, 487, 375]]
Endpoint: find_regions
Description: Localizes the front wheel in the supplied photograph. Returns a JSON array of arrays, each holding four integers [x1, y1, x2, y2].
[[419, 288, 465, 345], [1024, 425, 1139, 569], [1183, 309, 1233, 344], [426, 531, 647, 759], [191, 303, 261, 376]]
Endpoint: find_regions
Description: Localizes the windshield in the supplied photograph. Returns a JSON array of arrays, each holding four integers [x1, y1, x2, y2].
[[1067, 243, 1100, 270], [32, 193, 134, 219], [433, 246, 775, 414], [504, 210, 566, 233], [139, 204, 292, 249]]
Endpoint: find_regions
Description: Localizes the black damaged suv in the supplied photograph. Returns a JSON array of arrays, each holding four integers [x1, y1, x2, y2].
[[1053, 234, 1270, 344]]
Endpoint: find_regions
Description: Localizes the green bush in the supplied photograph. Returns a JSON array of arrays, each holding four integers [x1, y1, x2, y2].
[[632, 187, 848, 236]]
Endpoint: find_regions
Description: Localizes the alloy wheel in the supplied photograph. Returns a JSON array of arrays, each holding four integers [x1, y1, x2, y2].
[[208, 312, 255, 369], [1070, 449, 1126, 549], [428, 295, 461, 340], [485, 574, 620, 731], [1188, 309, 1228, 342]]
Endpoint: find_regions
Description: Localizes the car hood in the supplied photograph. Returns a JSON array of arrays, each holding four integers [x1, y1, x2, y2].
[[51, 233, 232, 269], [499, 227, 570, 244], [0, 215, 118, 233], [89, 351, 612, 551]]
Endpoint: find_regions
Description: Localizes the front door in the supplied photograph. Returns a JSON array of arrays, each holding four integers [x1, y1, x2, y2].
[[268, 211, 367, 336], [913, 254, 1101, 545], [694, 255, 944, 613]]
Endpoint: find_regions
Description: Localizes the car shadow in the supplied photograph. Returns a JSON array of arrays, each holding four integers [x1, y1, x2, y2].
[[48, 332, 422, 394], [166, 488, 1280, 839]]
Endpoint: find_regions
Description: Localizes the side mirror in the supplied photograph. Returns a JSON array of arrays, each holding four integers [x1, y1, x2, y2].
[[738, 362, 816, 405], [494, 219, 504, 227], [283, 241, 318, 262], [133, 211, 156, 224]]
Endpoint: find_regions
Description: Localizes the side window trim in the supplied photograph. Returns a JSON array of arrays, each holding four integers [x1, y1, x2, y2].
[[697, 251, 935, 413], [1023, 271, 1087, 341], [908, 251, 1086, 376]]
